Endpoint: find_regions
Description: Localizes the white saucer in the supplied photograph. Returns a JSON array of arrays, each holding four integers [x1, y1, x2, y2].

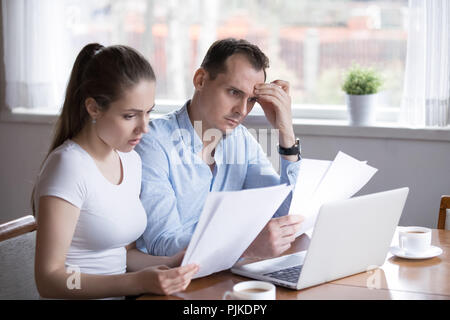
[[390, 245, 443, 260]]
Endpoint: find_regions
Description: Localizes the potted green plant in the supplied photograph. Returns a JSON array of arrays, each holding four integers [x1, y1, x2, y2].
[[342, 65, 383, 126]]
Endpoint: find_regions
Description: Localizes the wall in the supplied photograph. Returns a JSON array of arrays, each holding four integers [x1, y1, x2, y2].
[[1, 118, 449, 228], [0, 120, 53, 223], [298, 134, 450, 228]]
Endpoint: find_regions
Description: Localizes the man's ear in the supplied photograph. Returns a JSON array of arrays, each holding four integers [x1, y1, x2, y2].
[[193, 68, 208, 90], [84, 97, 101, 120]]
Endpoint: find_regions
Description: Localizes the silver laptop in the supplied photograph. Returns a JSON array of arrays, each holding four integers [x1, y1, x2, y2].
[[231, 187, 409, 290]]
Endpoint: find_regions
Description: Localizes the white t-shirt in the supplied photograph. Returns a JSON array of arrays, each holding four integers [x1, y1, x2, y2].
[[34, 140, 147, 276]]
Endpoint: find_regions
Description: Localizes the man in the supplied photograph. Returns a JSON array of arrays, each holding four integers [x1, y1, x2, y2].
[[136, 38, 303, 259]]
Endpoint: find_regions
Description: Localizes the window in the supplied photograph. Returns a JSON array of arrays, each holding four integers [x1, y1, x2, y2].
[[4, 0, 408, 121]]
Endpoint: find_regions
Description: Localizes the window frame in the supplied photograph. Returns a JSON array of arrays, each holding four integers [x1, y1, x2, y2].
[[0, 100, 400, 123], [2, 101, 450, 143]]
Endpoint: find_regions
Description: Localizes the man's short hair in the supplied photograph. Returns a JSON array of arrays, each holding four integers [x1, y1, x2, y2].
[[200, 38, 269, 81]]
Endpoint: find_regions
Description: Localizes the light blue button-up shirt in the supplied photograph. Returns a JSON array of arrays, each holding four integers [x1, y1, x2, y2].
[[135, 102, 301, 256]]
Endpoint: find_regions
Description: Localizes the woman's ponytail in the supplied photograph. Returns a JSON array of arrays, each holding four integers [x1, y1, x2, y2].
[[49, 43, 104, 154]]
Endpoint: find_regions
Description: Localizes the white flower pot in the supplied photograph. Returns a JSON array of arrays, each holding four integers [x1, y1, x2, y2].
[[345, 93, 377, 126]]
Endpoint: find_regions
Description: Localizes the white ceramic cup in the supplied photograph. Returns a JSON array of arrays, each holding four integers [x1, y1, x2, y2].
[[223, 281, 276, 300], [398, 226, 432, 255]]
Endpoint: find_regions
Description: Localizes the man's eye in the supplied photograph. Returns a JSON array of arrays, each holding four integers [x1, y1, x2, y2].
[[248, 97, 257, 103], [124, 114, 135, 120], [229, 89, 239, 96]]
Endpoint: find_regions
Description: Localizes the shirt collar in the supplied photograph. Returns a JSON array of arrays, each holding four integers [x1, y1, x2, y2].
[[176, 100, 204, 154]]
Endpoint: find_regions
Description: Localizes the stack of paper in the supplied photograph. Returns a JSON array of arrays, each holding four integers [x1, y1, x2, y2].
[[182, 184, 293, 279], [289, 151, 378, 237]]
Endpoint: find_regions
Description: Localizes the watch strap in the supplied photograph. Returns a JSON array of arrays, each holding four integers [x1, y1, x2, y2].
[[278, 138, 301, 156]]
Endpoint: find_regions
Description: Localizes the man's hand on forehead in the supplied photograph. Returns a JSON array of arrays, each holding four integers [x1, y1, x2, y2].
[[254, 80, 288, 93], [252, 79, 294, 131], [253, 79, 296, 157]]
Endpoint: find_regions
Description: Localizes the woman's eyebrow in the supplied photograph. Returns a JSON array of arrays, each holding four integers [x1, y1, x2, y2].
[[123, 105, 155, 112]]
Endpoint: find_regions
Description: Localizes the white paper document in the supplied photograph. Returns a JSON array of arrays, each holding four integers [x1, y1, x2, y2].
[[289, 151, 378, 237], [182, 184, 292, 279]]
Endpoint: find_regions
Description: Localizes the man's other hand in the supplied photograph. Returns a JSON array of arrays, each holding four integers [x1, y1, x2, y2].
[[242, 214, 304, 259]]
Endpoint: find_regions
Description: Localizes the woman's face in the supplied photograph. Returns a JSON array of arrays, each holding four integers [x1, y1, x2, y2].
[[95, 80, 156, 152]]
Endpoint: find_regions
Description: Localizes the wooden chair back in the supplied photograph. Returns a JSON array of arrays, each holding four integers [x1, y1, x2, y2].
[[0, 215, 39, 299], [438, 196, 450, 230]]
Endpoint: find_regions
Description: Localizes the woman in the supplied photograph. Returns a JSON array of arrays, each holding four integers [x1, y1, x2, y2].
[[33, 43, 199, 299]]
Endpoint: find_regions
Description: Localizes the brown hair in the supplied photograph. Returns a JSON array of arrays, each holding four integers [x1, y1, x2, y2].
[[200, 38, 269, 80], [31, 43, 156, 214]]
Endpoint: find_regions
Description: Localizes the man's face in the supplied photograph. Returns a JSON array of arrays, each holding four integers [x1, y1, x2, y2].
[[196, 54, 265, 134]]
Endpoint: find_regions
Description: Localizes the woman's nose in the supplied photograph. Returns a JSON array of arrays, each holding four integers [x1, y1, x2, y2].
[[136, 118, 149, 134]]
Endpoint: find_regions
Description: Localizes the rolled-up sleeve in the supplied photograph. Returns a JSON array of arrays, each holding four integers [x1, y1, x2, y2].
[[242, 129, 301, 217]]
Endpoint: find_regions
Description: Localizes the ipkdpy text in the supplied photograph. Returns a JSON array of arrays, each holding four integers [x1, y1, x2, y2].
[[228, 304, 268, 317]]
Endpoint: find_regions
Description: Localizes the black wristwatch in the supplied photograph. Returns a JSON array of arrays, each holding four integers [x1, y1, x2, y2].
[[278, 138, 301, 159]]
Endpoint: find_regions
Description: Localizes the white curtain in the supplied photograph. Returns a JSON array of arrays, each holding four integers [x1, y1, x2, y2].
[[2, 0, 67, 110], [401, 0, 450, 127]]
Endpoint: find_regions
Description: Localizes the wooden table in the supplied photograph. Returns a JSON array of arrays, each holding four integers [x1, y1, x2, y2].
[[138, 228, 450, 300]]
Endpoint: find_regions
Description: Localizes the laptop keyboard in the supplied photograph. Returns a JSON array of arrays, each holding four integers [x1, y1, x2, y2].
[[263, 265, 303, 283]]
